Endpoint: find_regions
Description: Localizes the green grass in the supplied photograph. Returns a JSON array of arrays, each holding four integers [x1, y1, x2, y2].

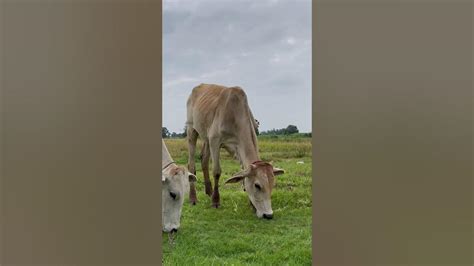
[[163, 136, 312, 265]]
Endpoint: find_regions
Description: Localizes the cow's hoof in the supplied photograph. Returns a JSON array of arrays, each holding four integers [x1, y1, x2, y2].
[[211, 202, 220, 208], [190, 199, 197, 205]]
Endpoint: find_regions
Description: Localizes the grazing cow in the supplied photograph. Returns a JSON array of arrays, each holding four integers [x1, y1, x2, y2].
[[186, 83, 284, 219], [162, 139, 196, 233]]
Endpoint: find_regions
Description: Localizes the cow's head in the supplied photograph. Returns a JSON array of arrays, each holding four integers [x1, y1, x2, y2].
[[162, 164, 197, 233], [225, 161, 284, 219]]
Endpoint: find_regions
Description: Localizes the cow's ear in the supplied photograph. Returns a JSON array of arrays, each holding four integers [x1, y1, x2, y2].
[[225, 174, 246, 184], [162, 172, 167, 182], [188, 173, 197, 183], [273, 167, 285, 176], [226, 167, 252, 184], [225, 170, 249, 184]]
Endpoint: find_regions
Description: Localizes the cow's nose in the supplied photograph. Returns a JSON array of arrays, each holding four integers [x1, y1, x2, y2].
[[171, 228, 178, 233], [263, 213, 273, 219], [169, 192, 177, 200]]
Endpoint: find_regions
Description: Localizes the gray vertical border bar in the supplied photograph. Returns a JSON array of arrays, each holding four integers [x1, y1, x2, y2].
[[158, 0, 163, 264], [313, 0, 472, 264], [0, 1, 4, 262], [1, 0, 163, 264]]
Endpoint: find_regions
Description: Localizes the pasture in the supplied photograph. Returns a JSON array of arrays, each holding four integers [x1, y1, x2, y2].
[[162, 135, 312, 265]]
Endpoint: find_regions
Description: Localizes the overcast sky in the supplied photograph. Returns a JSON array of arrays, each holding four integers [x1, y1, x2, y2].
[[163, 0, 311, 133]]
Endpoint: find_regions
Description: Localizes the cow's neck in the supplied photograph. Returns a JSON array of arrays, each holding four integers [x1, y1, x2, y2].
[[239, 148, 259, 166], [235, 133, 260, 167]]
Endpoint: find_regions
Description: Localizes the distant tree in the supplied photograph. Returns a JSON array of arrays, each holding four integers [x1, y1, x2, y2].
[[260, 125, 299, 136], [285, 125, 299, 135], [182, 125, 187, 138], [162, 127, 170, 139]]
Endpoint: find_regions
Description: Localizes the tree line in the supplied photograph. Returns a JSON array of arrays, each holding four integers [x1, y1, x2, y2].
[[162, 124, 307, 139], [162, 126, 187, 139], [258, 125, 299, 135]]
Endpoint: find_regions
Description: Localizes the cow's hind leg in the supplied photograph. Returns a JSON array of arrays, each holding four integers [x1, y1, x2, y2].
[[209, 139, 222, 208], [201, 140, 212, 196], [187, 127, 199, 205]]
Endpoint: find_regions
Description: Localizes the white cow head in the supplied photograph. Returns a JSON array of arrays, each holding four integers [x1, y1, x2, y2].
[[225, 161, 284, 219], [162, 164, 197, 233]]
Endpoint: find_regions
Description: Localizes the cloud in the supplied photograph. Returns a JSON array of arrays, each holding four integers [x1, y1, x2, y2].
[[163, 0, 312, 133], [164, 76, 199, 87]]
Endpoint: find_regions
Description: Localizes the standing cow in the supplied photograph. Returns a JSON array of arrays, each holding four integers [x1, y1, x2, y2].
[[162, 139, 196, 233], [186, 83, 284, 219]]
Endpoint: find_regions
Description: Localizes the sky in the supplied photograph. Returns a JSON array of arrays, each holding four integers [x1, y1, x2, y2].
[[163, 0, 312, 133]]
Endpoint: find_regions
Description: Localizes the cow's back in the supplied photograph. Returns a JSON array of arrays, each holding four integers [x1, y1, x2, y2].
[[186, 84, 252, 139]]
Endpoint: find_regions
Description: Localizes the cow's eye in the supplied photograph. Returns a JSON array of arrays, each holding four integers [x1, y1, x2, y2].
[[255, 184, 261, 190], [169, 191, 177, 200]]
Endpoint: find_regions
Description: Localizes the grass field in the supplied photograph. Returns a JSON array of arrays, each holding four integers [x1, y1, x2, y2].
[[163, 136, 312, 265]]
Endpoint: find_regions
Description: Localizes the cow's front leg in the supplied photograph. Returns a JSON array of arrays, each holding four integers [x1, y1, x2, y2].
[[201, 140, 212, 196], [187, 128, 199, 205], [209, 140, 221, 208], [211, 173, 221, 208]]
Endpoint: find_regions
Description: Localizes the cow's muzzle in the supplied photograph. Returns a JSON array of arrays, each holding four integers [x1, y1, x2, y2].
[[263, 213, 273, 219]]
